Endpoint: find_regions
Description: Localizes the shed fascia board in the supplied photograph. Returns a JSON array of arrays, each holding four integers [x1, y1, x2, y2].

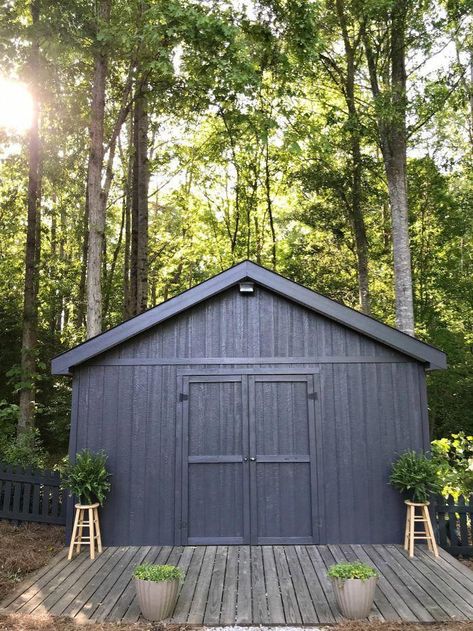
[[51, 260, 446, 375], [51, 264, 247, 375], [245, 263, 446, 370]]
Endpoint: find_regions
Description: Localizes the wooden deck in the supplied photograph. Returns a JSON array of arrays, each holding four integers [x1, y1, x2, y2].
[[2, 545, 473, 625]]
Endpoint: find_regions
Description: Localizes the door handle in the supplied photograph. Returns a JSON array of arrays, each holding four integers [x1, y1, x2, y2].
[[249, 457, 256, 461], [243, 457, 249, 462]]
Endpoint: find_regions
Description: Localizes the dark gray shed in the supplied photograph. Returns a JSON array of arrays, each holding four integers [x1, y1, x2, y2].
[[52, 261, 446, 546]]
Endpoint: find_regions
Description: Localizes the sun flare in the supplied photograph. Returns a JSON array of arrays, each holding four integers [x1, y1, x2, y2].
[[0, 77, 33, 133]]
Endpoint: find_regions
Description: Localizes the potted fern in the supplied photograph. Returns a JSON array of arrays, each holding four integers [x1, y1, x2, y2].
[[59, 449, 111, 505], [59, 450, 111, 559], [133, 564, 184, 621], [328, 562, 378, 619], [390, 450, 442, 556], [390, 450, 441, 504]]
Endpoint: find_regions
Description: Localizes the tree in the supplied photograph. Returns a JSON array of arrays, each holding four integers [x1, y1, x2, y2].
[[316, 0, 371, 313], [18, 0, 41, 435], [129, 80, 149, 316], [85, 0, 111, 339], [363, 0, 415, 334]]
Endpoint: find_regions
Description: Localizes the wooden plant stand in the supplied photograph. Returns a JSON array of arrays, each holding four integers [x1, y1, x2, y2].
[[404, 500, 439, 558], [68, 502, 102, 560]]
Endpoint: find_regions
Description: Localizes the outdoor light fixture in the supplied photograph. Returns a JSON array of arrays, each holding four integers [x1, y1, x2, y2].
[[239, 281, 254, 294]]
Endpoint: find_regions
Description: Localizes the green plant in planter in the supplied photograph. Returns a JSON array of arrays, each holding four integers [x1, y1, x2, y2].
[[133, 564, 184, 582], [390, 450, 441, 503], [327, 562, 378, 581], [59, 449, 111, 505]]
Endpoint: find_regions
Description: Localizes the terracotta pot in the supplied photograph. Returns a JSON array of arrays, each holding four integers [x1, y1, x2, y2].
[[134, 577, 179, 621], [331, 576, 378, 619]]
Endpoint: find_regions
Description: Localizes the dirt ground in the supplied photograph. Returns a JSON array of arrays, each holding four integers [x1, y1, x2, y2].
[[0, 523, 472, 630], [0, 522, 64, 601]]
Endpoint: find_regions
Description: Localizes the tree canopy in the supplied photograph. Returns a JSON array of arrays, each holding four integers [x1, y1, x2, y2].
[[0, 0, 472, 460]]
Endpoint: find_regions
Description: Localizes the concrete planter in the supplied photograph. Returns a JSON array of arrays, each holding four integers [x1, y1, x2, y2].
[[134, 577, 179, 621], [331, 576, 378, 619]]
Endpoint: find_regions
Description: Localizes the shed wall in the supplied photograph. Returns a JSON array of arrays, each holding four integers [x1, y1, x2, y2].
[[69, 285, 429, 545], [96, 287, 409, 361]]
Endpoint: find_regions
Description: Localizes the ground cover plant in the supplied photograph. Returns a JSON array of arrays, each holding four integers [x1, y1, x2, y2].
[[133, 565, 184, 582], [327, 562, 378, 581]]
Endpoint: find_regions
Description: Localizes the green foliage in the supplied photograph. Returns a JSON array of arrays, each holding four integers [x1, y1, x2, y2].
[[0, 429, 47, 469], [327, 562, 378, 581], [133, 564, 184, 582], [0, 400, 19, 437], [58, 449, 111, 505], [0, 0, 472, 456], [390, 451, 442, 503], [431, 433, 473, 497]]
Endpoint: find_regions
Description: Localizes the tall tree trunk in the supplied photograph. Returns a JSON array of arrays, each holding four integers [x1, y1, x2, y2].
[[85, 0, 111, 339], [364, 1, 414, 334], [469, 48, 473, 148], [130, 80, 149, 316], [76, 166, 89, 329], [264, 141, 277, 269], [335, 0, 371, 314], [386, 1, 414, 335], [18, 0, 41, 436], [123, 132, 133, 319]]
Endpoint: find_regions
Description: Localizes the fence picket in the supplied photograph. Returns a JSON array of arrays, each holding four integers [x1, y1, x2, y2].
[[435, 494, 473, 557], [0, 461, 65, 526]]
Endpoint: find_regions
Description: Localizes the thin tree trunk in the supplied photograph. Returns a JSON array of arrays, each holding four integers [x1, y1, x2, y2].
[[264, 142, 276, 269], [123, 143, 133, 318], [136, 85, 149, 313], [18, 0, 41, 436], [130, 79, 149, 316], [85, 0, 111, 339], [335, 0, 371, 314], [469, 48, 473, 147], [103, 196, 126, 318], [76, 165, 89, 328]]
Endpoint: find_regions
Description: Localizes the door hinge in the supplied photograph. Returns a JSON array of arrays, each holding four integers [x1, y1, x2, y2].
[[179, 393, 189, 402], [308, 392, 318, 400]]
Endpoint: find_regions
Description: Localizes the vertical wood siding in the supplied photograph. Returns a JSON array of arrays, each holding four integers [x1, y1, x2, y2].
[[71, 285, 428, 545]]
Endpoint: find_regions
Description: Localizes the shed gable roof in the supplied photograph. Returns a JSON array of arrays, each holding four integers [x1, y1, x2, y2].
[[51, 261, 447, 375]]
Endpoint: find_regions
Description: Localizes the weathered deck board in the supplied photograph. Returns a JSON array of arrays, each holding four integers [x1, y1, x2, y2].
[[235, 546, 251, 624], [203, 546, 227, 625], [361, 544, 434, 623], [374, 544, 447, 621], [1, 544, 472, 625], [220, 545, 238, 624], [187, 545, 216, 624], [172, 545, 203, 623], [350, 544, 415, 621]]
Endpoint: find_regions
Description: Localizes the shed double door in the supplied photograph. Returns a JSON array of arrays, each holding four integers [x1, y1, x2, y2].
[[179, 373, 318, 545]]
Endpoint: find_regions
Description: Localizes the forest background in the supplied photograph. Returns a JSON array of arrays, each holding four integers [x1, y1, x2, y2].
[[0, 0, 472, 464]]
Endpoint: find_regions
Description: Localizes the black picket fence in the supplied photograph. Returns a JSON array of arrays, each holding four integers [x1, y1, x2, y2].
[[435, 494, 473, 557], [0, 462, 66, 525]]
